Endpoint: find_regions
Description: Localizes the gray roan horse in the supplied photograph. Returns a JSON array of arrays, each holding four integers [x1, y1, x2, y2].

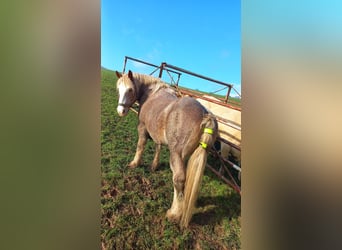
[[115, 70, 218, 228]]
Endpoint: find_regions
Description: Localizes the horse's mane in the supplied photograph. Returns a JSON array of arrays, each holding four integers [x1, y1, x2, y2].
[[132, 72, 175, 95]]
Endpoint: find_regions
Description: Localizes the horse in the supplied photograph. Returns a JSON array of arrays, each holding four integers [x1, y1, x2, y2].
[[115, 70, 218, 228]]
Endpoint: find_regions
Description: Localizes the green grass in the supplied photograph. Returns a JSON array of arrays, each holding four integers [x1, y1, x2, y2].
[[101, 68, 241, 249]]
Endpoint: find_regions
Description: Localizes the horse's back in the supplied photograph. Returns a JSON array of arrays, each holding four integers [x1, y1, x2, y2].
[[140, 90, 177, 120], [140, 90, 209, 157], [170, 96, 207, 123]]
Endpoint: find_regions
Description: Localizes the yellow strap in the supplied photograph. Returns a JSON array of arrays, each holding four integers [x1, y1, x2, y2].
[[199, 141, 208, 149], [204, 128, 213, 134]]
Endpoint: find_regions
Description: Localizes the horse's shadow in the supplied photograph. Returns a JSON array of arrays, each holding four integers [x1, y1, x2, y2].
[[192, 191, 241, 226]]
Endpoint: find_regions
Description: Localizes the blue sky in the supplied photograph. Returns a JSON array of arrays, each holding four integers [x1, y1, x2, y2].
[[101, 0, 241, 96]]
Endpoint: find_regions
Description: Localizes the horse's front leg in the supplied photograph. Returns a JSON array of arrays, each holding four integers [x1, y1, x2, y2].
[[128, 122, 147, 168], [150, 143, 161, 171]]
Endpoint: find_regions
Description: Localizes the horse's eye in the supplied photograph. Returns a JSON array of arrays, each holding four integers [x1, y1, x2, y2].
[[128, 88, 133, 93]]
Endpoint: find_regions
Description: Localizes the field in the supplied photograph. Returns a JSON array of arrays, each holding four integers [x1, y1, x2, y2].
[[101, 68, 241, 249]]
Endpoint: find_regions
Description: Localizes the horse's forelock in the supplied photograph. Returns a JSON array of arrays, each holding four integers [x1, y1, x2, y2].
[[118, 74, 135, 88]]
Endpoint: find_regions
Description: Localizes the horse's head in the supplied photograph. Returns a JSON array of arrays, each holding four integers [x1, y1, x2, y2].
[[115, 70, 137, 117]]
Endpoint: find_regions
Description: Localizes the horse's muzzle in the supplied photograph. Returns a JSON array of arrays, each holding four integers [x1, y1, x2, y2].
[[117, 104, 129, 117]]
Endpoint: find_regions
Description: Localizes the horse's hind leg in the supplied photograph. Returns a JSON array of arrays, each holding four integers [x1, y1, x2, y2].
[[166, 152, 185, 223], [151, 143, 161, 171], [128, 122, 147, 168]]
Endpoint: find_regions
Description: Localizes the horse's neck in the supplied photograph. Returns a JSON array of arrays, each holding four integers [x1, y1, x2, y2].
[[136, 83, 153, 105], [134, 75, 165, 104]]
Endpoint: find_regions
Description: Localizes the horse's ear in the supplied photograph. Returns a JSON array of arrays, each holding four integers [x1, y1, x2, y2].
[[128, 70, 134, 81], [115, 71, 122, 78]]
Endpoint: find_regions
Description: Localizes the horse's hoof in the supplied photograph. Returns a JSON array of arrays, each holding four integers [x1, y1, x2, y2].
[[150, 163, 159, 171], [166, 209, 181, 223], [128, 161, 138, 168]]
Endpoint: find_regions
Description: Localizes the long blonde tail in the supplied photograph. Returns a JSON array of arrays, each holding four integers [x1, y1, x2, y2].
[[180, 114, 218, 228]]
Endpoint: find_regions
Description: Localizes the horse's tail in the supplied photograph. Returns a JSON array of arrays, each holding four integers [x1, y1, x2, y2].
[[180, 113, 218, 228]]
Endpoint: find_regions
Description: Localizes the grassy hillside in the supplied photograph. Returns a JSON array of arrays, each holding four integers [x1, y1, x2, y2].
[[101, 68, 241, 249]]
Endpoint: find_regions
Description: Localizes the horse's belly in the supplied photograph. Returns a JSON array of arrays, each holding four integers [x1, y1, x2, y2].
[[144, 123, 167, 145], [151, 132, 168, 145]]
